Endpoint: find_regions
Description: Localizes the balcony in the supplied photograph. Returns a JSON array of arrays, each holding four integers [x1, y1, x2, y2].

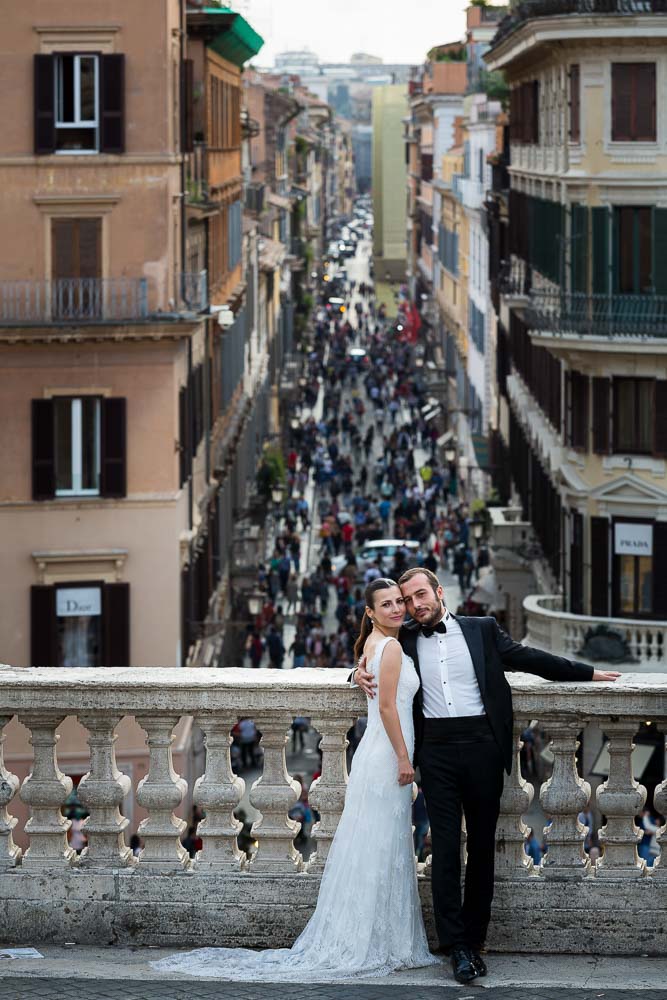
[[0, 667, 665, 954], [493, 0, 667, 48], [0, 278, 149, 324]]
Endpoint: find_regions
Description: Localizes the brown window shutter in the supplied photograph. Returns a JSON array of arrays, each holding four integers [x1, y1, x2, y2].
[[531, 80, 539, 144], [182, 58, 194, 153], [635, 63, 656, 142], [592, 378, 610, 454], [100, 397, 127, 497], [31, 585, 56, 666], [570, 372, 589, 450], [32, 398, 55, 500], [104, 583, 130, 666], [611, 64, 632, 141], [52, 219, 77, 280], [569, 64, 580, 142], [100, 54, 125, 154], [590, 517, 609, 617], [34, 54, 55, 155], [570, 512, 584, 614], [178, 385, 189, 486], [77, 219, 102, 279], [655, 381, 667, 456]]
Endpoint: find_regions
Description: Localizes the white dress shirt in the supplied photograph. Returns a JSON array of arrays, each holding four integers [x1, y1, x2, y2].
[[417, 610, 485, 719]]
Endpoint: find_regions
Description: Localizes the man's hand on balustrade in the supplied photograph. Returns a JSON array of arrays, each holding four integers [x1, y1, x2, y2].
[[591, 670, 622, 682], [353, 655, 377, 698]]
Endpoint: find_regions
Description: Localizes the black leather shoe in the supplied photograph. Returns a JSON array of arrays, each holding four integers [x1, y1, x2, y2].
[[470, 949, 488, 977], [450, 945, 477, 984]]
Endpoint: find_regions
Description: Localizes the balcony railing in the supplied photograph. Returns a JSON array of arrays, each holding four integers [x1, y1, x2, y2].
[[0, 278, 149, 324], [0, 667, 665, 952], [528, 290, 667, 339], [524, 594, 667, 669], [493, 0, 667, 47], [185, 141, 210, 205], [180, 270, 209, 313], [498, 257, 532, 297]]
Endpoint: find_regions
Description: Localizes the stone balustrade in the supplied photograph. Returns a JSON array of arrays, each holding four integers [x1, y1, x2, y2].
[[524, 594, 667, 670], [0, 666, 665, 954]]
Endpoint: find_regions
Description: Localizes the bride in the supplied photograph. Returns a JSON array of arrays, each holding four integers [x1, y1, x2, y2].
[[152, 577, 439, 981]]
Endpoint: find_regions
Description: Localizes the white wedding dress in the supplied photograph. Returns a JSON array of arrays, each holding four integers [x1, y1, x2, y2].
[[151, 636, 438, 982]]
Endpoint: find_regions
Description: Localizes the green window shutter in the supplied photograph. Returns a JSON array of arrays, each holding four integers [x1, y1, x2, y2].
[[653, 208, 667, 295], [570, 204, 588, 293], [592, 206, 610, 295]]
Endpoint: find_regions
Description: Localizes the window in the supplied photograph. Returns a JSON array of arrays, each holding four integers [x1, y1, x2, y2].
[[617, 553, 653, 616], [569, 64, 580, 143], [54, 397, 101, 495], [34, 53, 125, 155], [51, 217, 102, 318], [611, 63, 656, 142], [613, 378, 654, 454], [32, 396, 126, 500], [616, 206, 652, 294], [56, 584, 103, 667], [31, 581, 130, 666], [55, 54, 98, 152], [568, 372, 589, 451], [511, 80, 540, 144]]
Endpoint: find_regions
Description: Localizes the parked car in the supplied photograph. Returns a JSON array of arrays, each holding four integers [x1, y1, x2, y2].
[[331, 539, 421, 577]]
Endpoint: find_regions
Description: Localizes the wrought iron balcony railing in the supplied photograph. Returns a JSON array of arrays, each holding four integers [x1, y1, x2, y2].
[[0, 278, 149, 324], [493, 0, 667, 47], [528, 290, 667, 338]]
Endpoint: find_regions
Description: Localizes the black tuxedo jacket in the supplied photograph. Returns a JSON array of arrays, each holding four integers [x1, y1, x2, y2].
[[397, 615, 594, 775]]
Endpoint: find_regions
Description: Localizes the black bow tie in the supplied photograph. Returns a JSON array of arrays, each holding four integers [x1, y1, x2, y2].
[[421, 621, 447, 638]]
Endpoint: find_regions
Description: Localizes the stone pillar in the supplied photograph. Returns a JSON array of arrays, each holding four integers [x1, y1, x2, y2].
[[248, 718, 302, 872], [495, 719, 534, 878], [19, 715, 74, 869], [307, 715, 352, 873], [539, 717, 591, 877], [596, 720, 646, 879], [0, 716, 22, 868], [77, 716, 134, 868], [135, 715, 189, 870], [192, 714, 245, 871], [652, 731, 667, 879]]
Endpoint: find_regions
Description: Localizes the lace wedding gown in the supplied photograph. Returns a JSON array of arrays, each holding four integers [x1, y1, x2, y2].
[[151, 636, 438, 982]]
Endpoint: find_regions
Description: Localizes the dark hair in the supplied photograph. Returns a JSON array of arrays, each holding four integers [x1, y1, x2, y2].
[[353, 578, 399, 661], [397, 566, 441, 596]]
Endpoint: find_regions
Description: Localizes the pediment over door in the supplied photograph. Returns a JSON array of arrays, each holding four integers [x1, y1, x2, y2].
[[591, 474, 667, 518]]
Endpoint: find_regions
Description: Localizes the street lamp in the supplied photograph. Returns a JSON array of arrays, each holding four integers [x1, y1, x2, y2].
[[271, 486, 285, 505], [445, 444, 457, 464], [471, 519, 484, 542]]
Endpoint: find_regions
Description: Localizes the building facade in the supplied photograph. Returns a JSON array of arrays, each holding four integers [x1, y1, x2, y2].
[[372, 84, 408, 281], [485, 1, 667, 660]]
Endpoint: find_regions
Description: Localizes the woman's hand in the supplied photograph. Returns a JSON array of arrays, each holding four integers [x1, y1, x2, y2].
[[397, 754, 415, 786], [354, 655, 377, 698]]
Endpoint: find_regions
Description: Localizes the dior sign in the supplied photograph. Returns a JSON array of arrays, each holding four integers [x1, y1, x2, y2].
[[56, 587, 101, 618], [613, 523, 653, 557]]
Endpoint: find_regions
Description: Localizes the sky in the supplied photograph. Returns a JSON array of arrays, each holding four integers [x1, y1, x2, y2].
[[240, 0, 470, 67]]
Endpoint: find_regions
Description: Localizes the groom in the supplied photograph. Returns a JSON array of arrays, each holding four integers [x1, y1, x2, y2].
[[352, 567, 619, 984]]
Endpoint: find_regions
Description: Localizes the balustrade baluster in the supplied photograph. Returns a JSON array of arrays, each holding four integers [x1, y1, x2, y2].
[[135, 715, 189, 870], [596, 720, 646, 878], [248, 717, 302, 872], [19, 715, 74, 868], [307, 715, 354, 873], [193, 714, 245, 871], [652, 730, 667, 878], [0, 715, 21, 867], [495, 719, 534, 877], [77, 716, 134, 868], [539, 717, 591, 877]]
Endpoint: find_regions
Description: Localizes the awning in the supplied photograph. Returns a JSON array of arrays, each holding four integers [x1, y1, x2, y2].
[[203, 10, 264, 67]]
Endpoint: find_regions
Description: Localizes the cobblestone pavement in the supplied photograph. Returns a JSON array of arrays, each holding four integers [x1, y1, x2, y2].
[[0, 983, 664, 1000]]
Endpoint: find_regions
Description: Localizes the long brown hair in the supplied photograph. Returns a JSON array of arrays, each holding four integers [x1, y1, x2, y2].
[[353, 578, 399, 661]]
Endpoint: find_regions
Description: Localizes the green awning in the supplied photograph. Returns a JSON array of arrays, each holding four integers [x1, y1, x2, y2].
[[201, 9, 264, 67]]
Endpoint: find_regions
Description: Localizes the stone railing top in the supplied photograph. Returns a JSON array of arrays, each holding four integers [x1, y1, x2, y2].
[[0, 665, 665, 720], [524, 594, 667, 632]]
